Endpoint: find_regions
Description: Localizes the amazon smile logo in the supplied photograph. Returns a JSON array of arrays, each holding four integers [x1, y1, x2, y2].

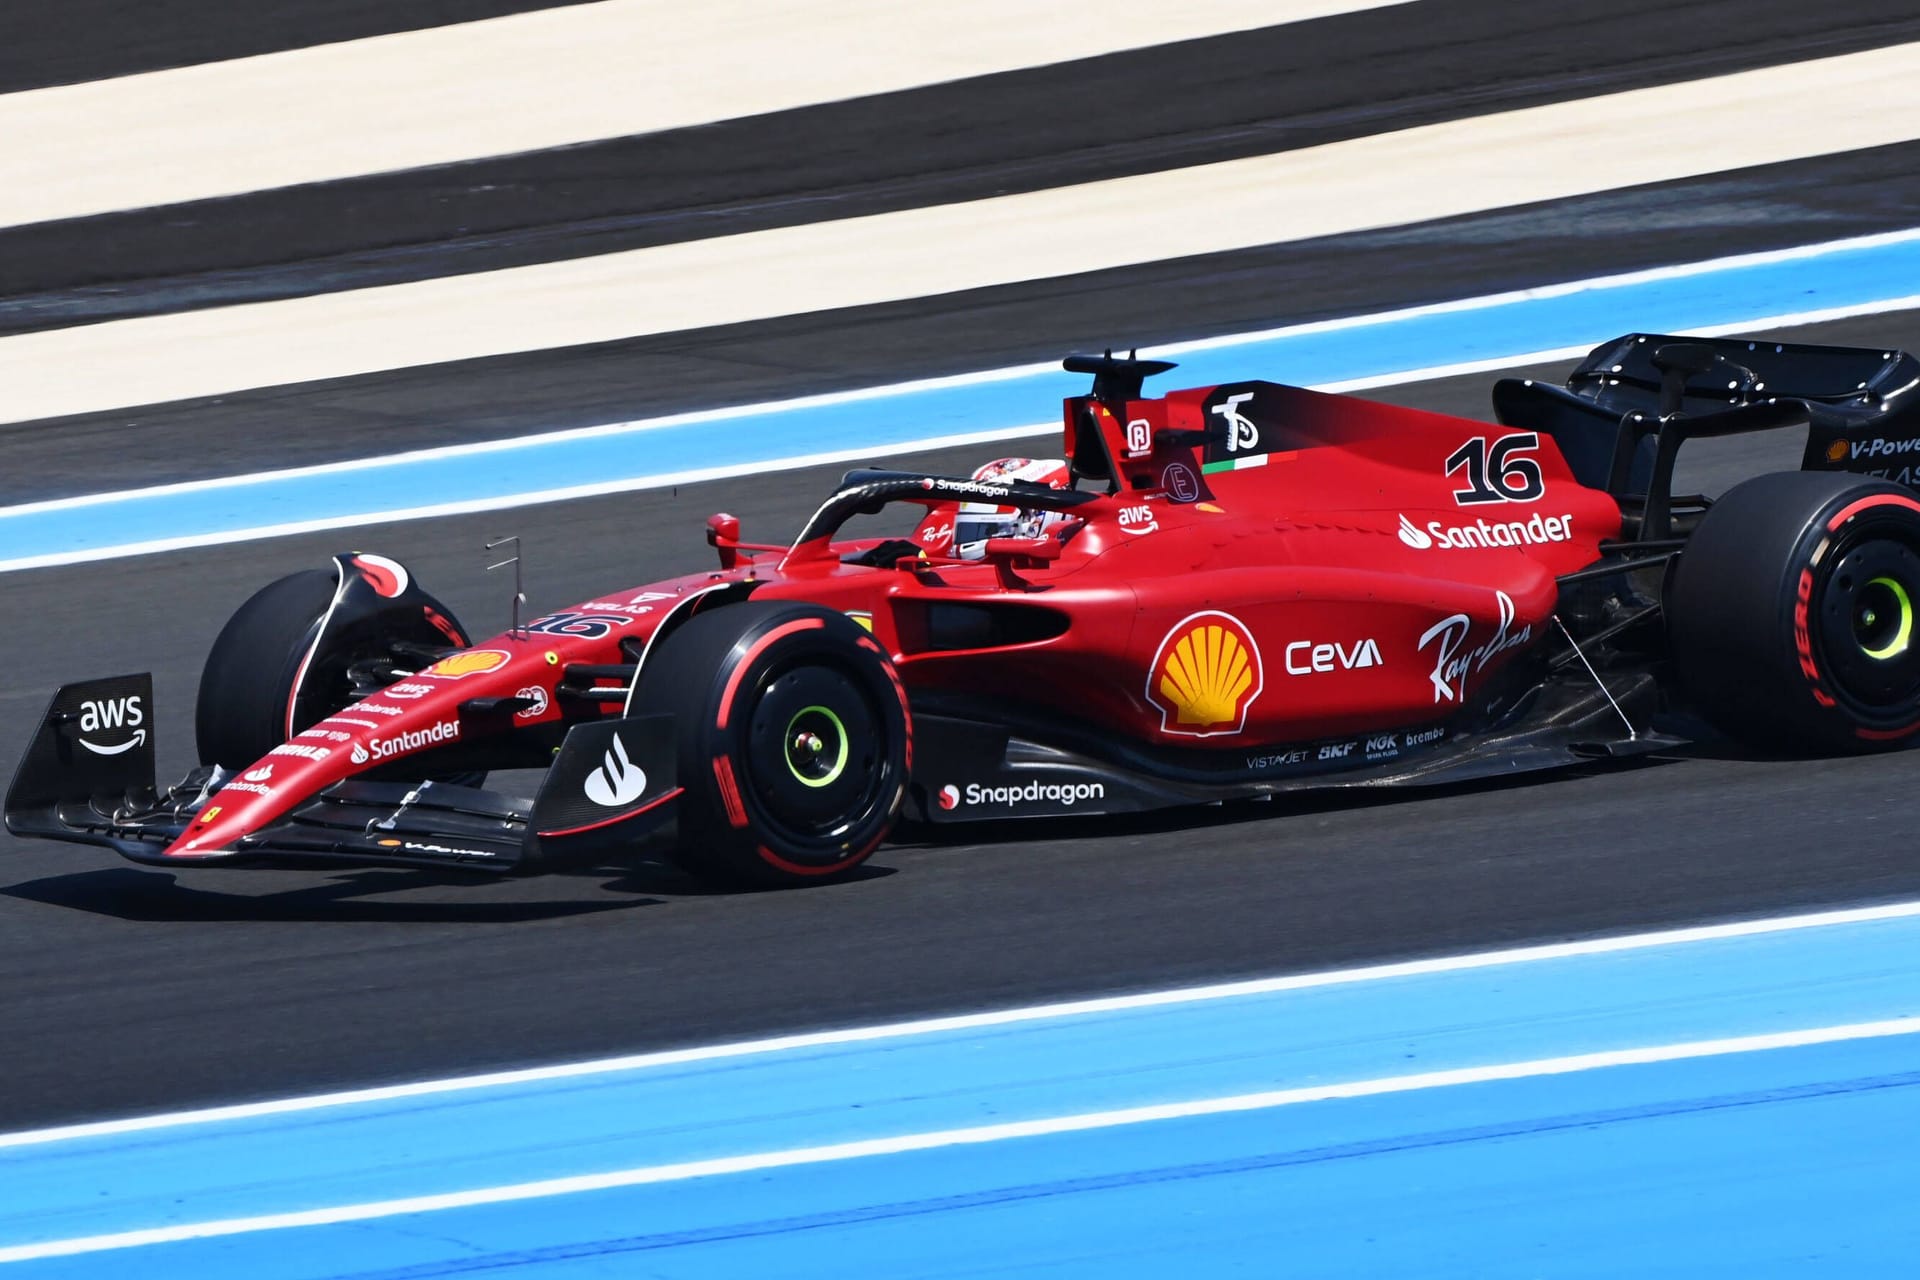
[[77, 695, 146, 755]]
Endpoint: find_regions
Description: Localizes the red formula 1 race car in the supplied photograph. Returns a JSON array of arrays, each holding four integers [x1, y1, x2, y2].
[[11, 336, 1920, 887]]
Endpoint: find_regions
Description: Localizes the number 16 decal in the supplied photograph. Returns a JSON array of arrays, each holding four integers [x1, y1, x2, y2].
[[1447, 433, 1544, 505]]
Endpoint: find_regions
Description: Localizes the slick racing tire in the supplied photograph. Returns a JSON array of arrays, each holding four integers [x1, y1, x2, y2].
[[1668, 471, 1920, 753], [196, 569, 480, 780], [629, 602, 911, 888], [196, 570, 339, 769]]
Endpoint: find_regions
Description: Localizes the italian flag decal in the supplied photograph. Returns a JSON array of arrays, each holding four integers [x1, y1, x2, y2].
[[1201, 454, 1268, 475]]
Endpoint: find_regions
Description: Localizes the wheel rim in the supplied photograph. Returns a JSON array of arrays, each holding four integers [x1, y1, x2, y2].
[[1817, 536, 1920, 713], [742, 662, 888, 857], [784, 704, 850, 788], [1855, 576, 1913, 660]]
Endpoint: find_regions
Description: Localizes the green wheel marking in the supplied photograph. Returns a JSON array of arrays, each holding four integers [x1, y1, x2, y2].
[[785, 704, 850, 788], [1861, 575, 1914, 660]]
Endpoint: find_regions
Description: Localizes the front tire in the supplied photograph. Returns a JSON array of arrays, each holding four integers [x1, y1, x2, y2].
[[1668, 471, 1920, 752], [195, 565, 479, 781], [196, 570, 338, 768], [629, 602, 911, 887]]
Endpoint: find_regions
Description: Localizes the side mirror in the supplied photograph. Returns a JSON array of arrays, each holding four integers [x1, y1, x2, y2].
[[707, 512, 743, 569], [983, 535, 1062, 562]]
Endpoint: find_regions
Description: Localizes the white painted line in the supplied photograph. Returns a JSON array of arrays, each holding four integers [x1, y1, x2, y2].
[[6, 896, 1920, 1152], [4, 1014, 1914, 1263], [0, 0, 1404, 228], [6, 42, 1920, 426], [1314, 291, 1920, 394], [6, 279, 1919, 577], [10, 226, 1918, 518], [0, 424, 1062, 576]]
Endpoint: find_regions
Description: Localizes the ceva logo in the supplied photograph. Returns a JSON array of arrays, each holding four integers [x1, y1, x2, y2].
[[584, 735, 647, 807]]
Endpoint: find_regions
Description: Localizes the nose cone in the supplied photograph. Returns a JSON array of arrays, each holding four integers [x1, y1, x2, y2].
[[161, 659, 505, 856]]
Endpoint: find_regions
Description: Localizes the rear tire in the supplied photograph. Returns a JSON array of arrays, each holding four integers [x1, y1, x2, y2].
[[1668, 471, 1920, 752], [629, 602, 911, 888]]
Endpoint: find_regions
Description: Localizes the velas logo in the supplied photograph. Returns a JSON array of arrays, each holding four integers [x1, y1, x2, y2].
[[1397, 512, 1572, 550], [1146, 610, 1263, 737], [421, 649, 510, 679]]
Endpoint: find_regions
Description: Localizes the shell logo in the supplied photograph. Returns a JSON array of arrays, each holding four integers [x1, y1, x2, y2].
[[1826, 438, 1851, 463], [421, 649, 510, 679], [1145, 611, 1264, 737]]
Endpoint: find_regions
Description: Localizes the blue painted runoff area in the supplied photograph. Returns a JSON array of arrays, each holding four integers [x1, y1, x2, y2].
[[4, 231, 1920, 567], [4, 907, 1920, 1276]]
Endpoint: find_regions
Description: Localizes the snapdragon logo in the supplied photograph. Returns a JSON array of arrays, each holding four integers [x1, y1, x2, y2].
[[958, 780, 1106, 809], [1398, 511, 1573, 550]]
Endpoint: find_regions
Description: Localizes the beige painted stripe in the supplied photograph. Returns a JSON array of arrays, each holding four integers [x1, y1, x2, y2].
[[4, 41, 1919, 427], [0, 0, 1409, 229]]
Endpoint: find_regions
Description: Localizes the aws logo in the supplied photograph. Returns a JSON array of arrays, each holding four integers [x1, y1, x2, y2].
[[1145, 611, 1263, 737], [77, 695, 146, 756]]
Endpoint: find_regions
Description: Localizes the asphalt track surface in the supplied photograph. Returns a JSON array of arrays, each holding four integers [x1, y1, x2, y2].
[[5, 309, 1920, 1132]]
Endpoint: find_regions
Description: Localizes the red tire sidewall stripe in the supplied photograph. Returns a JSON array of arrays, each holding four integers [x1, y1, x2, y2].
[[716, 618, 826, 731], [1825, 493, 1920, 531], [755, 841, 869, 878], [711, 756, 750, 828]]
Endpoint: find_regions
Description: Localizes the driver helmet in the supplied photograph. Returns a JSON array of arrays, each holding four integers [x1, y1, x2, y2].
[[952, 458, 1073, 559]]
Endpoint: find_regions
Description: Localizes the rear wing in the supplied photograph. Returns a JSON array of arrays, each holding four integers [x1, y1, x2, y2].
[[1493, 333, 1920, 512], [1571, 333, 1920, 416]]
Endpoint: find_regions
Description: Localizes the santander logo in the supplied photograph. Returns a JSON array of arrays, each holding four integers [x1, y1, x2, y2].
[[1397, 514, 1434, 549], [584, 735, 647, 807]]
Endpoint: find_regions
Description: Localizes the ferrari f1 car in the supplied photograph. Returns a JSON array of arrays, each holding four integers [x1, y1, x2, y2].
[[11, 334, 1920, 886]]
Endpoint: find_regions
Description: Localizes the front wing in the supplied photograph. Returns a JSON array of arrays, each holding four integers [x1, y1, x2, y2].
[[3, 677, 681, 873]]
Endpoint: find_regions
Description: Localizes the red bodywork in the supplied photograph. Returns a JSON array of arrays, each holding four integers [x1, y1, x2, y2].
[[171, 378, 1619, 857]]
